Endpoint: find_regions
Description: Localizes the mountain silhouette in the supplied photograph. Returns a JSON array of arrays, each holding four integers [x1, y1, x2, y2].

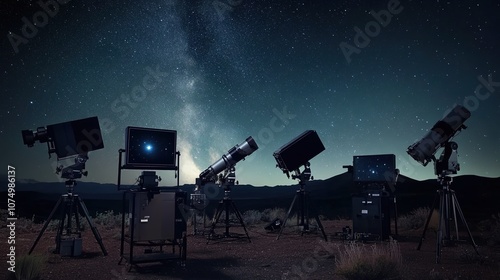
[[1, 173, 498, 222]]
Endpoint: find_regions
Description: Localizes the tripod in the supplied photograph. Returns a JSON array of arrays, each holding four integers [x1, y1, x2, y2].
[[417, 175, 479, 263], [29, 179, 107, 256], [207, 167, 251, 243], [277, 164, 327, 241]]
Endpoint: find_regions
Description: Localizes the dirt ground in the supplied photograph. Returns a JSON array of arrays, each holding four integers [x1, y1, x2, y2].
[[2, 220, 500, 280]]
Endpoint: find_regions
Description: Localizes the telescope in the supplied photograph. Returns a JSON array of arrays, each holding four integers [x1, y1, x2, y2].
[[407, 105, 470, 167], [273, 130, 325, 178], [197, 136, 258, 186], [21, 116, 104, 159]]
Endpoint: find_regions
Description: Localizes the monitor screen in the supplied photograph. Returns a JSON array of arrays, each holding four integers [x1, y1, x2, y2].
[[353, 154, 396, 182], [125, 127, 177, 170]]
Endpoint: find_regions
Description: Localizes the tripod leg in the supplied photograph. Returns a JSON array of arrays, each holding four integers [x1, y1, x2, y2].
[[277, 193, 298, 240], [417, 191, 439, 250], [230, 200, 251, 242], [207, 201, 224, 243], [444, 190, 451, 241], [224, 200, 230, 237], [67, 196, 76, 236], [191, 210, 197, 235], [313, 212, 327, 241], [77, 197, 108, 256], [393, 196, 399, 236], [436, 190, 446, 264], [452, 194, 480, 255], [300, 190, 307, 231], [119, 192, 127, 264], [55, 197, 69, 254], [181, 232, 187, 267], [450, 191, 460, 241], [72, 197, 82, 236], [29, 197, 63, 255], [304, 191, 327, 241]]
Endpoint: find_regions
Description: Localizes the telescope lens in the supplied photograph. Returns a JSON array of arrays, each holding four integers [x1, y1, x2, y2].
[[21, 130, 35, 147]]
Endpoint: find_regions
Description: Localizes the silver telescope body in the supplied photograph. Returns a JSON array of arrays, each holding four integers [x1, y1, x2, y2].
[[198, 136, 259, 185]]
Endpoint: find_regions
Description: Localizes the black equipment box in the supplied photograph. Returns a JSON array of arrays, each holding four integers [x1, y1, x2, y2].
[[129, 190, 186, 242], [273, 130, 325, 172], [352, 192, 391, 240]]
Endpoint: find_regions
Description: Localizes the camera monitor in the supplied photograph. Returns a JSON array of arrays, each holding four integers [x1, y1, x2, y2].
[[125, 126, 177, 170], [353, 154, 396, 183]]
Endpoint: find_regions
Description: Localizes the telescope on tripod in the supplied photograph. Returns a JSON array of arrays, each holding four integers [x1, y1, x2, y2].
[[273, 130, 327, 241], [407, 104, 479, 263], [22, 116, 107, 256], [195, 136, 259, 243]]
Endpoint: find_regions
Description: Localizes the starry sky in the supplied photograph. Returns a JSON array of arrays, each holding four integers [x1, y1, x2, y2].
[[1, 0, 499, 187]]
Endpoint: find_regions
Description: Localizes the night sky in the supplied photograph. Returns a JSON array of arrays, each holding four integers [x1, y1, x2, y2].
[[1, 0, 499, 187]]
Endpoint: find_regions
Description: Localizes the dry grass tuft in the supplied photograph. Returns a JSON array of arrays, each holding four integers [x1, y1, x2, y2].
[[335, 239, 404, 280], [398, 207, 437, 231], [9, 254, 46, 280]]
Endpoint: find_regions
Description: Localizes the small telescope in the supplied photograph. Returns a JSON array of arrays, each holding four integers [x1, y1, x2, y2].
[[197, 136, 258, 186]]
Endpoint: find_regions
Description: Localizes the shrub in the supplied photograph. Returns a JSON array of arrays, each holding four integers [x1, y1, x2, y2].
[[0, 209, 8, 225], [261, 208, 287, 223], [242, 209, 262, 225], [12, 254, 45, 280], [15, 216, 40, 234], [489, 213, 500, 245], [45, 219, 61, 232], [477, 212, 500, 246], [93, 210, 122, 230], [335, 239, 403, 280], [398, 207, 432, 230]]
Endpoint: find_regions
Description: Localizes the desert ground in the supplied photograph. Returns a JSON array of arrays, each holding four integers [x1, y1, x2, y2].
[[2, 216, 500, 280]]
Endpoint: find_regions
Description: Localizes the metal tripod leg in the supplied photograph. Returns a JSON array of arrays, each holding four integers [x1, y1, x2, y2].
[[207, 201, 225, 243], [207, 198, 250, 243], [418, 188, 480, 263], [29, 193, 107, 256], [55, 196, 69, 254], [313, 212, 327, 241], [77, 196, 108, 255], [230, 200, 251, 242], [436, 190, 446, 263], [451, 192, 479, 255], [277, 190, 327, 241], [417, 190, 440, 251], [393, 196, 399, 236], [304, 191, 327, 241], [277, 192, 298, 240], [29, 196, 63, 255]]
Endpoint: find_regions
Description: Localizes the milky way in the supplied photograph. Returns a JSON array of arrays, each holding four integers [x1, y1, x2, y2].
[[1, 0, 499, 186]]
